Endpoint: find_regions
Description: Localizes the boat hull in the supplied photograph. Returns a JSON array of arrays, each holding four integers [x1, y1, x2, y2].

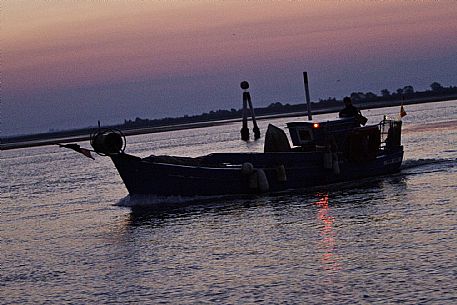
[[111, 148, 404, 196]]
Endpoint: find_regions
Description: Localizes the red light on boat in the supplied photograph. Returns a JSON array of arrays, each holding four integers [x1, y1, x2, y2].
[[313, 123, 320, 128]]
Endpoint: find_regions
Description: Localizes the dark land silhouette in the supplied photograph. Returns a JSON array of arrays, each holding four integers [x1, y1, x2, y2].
[[2, 82, 457, 150]]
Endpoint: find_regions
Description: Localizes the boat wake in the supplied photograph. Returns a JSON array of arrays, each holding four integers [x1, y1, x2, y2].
[[401, 158, 456, 171], [115, 193, 246, 209]]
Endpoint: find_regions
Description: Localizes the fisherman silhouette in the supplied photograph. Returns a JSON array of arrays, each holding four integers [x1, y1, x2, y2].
[[339, 97, 367, 125]]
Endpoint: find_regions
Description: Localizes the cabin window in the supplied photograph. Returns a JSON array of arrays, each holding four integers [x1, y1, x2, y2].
[[298, 129, 313, 142]]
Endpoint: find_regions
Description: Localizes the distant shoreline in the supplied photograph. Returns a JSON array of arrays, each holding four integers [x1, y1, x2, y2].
[[1, 95, 456, 151]]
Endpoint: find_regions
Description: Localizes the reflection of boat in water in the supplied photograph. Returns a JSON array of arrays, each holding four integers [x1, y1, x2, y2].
[[91, 115, 403, 197], [89, 75, 403, 197]]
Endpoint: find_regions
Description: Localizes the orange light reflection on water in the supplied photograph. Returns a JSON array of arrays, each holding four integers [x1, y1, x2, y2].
[[314, 193, 341, 272]]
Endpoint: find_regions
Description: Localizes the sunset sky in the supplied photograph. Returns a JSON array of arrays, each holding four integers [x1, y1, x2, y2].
[[2, 1, 457, 136]]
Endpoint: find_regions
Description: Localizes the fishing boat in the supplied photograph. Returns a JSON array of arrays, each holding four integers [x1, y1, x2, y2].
[[90, 77, 404, 197]]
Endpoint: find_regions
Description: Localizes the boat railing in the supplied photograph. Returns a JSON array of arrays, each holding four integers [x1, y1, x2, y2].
[[379, 119, 402, 150]]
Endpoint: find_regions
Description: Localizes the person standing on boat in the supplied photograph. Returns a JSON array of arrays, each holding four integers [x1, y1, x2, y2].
[[339, 97, 367, 125]]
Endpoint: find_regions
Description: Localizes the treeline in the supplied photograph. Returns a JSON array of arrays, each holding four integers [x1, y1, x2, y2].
[[317, 82, 457, 109], [121, 82, 457, 129], [121, 103, 305, 129], [2, 82, 457, 144]]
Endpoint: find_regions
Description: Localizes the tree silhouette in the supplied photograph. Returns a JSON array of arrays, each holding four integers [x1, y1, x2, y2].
[[381, 89, 390, 97], [403, 86, 414, 94], [430, 82, 443, 92]]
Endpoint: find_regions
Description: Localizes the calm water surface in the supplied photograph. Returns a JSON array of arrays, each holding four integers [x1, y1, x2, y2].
[[1, 101, 456, 304]]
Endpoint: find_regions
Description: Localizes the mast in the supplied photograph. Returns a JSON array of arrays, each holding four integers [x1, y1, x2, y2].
[[303, 72, 312, 121]]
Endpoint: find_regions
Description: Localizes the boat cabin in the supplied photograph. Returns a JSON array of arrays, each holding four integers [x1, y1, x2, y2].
[[269, 117, 403, 162], [287, 117, 359, 149]]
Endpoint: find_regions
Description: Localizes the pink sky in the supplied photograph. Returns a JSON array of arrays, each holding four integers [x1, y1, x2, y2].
[[3, 1, 457, 135]]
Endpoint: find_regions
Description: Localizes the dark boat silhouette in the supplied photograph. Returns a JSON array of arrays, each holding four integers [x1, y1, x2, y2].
[[91, 114, 403, 197]]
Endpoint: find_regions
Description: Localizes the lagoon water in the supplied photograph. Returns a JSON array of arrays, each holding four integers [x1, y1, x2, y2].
[[1, 101, 456, 304]]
